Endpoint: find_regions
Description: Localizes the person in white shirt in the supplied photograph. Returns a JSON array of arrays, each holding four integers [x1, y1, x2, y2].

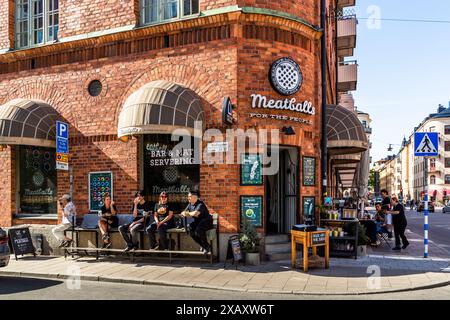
[[52, 194, 76, 247]]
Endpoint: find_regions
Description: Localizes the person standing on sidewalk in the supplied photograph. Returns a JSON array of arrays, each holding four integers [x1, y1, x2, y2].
[[380, 189, 391, 211], [52, 194, 76, 247], [119, 190, 152, 252], [181, 191, 213, 254], [390, 196, 409, 250]]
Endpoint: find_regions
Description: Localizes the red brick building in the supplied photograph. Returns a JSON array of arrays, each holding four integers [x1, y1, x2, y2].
[[0, 0, 361, 259]]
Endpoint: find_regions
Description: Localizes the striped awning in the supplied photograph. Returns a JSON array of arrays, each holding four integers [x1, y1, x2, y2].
[[327, 104, 368, 156], [118, 80, 205, 142], [0, 98, 60, 148]]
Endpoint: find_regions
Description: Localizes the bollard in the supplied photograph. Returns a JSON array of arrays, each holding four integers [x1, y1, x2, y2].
[[424, 193, 429, 258]]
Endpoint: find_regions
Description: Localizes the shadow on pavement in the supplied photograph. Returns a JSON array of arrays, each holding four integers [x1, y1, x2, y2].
[[0, 276, 62, 296]]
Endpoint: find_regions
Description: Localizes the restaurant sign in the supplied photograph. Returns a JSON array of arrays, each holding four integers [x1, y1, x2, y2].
[[251, 94, 315, 116]]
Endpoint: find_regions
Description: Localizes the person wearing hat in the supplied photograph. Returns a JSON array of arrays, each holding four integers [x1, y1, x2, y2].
[[181, 190, 213, 254], [52, 194, 76, 247]]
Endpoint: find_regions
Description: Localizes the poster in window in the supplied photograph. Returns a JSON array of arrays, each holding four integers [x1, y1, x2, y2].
[[19, 146, 57, 214], [303, 197, 316, 226], [240, 154, 263, 186], [240, 196, 263, 227], [143, 134, 200, 212], [89, 172, 113, 212], [303, 157, 316, 186]]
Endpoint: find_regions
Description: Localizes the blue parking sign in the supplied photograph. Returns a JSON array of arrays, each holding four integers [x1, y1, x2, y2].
[[414, 132, 438, 157], [56, 121, 69, 154]]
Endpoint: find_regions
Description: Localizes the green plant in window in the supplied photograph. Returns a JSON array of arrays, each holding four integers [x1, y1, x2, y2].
[[239, 218, 260, 253]]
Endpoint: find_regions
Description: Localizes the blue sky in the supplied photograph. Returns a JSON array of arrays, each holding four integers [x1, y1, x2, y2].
[[353, 0, 450, 165]]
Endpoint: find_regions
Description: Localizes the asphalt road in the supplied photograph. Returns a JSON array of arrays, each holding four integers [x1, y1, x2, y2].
[[405, 208, 450, 255], [1, 276, 450, 300]]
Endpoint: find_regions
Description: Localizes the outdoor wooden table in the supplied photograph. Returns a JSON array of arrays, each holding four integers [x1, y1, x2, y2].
[[291, 229, 330, 272]]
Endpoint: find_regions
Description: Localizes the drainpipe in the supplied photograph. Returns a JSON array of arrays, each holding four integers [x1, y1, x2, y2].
[[321, 0, 328, 201]]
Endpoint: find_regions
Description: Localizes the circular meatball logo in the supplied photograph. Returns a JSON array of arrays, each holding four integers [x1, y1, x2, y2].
[[269, 57, 302, 96]]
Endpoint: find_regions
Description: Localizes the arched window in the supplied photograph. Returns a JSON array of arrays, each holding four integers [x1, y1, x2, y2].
[[430, 175, 436, 185]]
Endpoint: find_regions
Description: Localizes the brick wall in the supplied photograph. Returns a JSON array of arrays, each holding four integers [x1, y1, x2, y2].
[[59, 0, 139, 38], [0, 0, 14, 50], [0, 145, 15, 227]]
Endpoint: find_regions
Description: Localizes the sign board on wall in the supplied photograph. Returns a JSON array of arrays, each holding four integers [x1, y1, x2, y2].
[[56, 121, 69, 171], [88, 171, 113, 212], [303, 157, 316, 186], [240, 154, 263, 186], [240, 196, 263, 227]]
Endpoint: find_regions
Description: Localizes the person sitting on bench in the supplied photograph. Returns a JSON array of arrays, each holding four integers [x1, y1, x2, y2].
[[52, 194, 76, 247], [98, 193, 118, 249], [146, 191, 175, 250], [119, 190, 152, 252], [181, 191, 213, 254]]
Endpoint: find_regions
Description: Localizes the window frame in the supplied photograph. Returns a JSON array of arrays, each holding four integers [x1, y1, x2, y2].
[[430, 175, 436, 185], [445, 125, 450, 135], [140, 0, 200, 27], [14, 0, 59, 50]]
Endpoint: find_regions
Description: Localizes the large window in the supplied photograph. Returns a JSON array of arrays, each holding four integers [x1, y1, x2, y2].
[[430, 175, 436, 185], [445, 126, 450, 135], [141, 0, 199, 25], [143, 134, 200, 212], [445, 175, 450, 184], [18, 146, 57, 214], [446, 158, 450, 168], [446, 141, 450, 152], [15, 0, 59, 49]]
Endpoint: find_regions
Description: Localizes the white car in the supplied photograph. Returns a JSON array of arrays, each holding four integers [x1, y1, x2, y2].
[[0, 228, 10, 267]]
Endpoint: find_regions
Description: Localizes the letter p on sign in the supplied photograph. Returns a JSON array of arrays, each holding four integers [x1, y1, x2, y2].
[[57, 121, 68, 139]]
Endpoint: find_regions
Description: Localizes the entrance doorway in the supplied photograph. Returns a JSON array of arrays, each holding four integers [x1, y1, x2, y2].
[[265, 146, 299, 234]]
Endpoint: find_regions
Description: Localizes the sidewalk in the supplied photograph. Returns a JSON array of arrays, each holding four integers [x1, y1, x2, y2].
[[1, 229, 449, 296]]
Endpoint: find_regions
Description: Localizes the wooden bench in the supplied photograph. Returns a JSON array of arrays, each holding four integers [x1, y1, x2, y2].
[[64, 213, 219, 263]]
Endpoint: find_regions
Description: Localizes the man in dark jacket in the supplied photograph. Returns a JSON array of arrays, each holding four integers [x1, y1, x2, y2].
[[181, 191, 213, 254], [380, 189, 391, 211], [390, 196, 409, 250]]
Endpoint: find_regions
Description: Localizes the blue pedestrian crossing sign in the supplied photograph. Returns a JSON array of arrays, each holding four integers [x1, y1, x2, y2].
[[414, 132, 438, 157]]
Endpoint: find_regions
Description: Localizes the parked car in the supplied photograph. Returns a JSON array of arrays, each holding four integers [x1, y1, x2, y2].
[[0, 227, 10, 267], [442, 205, 450, 214], [417, 201, 435, 213]]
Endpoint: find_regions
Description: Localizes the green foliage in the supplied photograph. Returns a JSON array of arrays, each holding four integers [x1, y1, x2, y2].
[[347, 223, 370, 245], [368, 169, 376, 189], [239, 219, 260, 253], [317, 204, 328, 220]]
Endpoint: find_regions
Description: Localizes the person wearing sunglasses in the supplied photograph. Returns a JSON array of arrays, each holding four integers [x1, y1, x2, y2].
[[146, 192, 174, 250], [52, 194, 76, 248], [118, 190, 152, 252]]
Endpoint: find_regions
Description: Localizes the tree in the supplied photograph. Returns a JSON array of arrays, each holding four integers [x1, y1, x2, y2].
[[368, 169, 376, 190]]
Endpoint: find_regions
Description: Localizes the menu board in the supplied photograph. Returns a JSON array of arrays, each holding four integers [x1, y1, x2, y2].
[[240, 196, 263, 227], [8, 227, 35, 260], [311, 232, 327, 246], [240, 154, 263, 186], [89, 171, 113, 211], [303, 197, 316, 226], [303, 157, 316, 186]]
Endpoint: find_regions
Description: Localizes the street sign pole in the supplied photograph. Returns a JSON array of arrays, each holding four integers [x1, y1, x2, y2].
[[414, 132, 438, 259], [424, 156, 429, 258]]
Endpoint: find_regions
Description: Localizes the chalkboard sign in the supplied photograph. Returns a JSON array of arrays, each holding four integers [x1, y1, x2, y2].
[[303, 196, 316, 226], [303, 157, 316, 186], [8, 227, 36, 260], [89, 171, 113, 211], [312, 232, 326, 246], [240, 196, 263, 227], [240, 154, 263, 186], [224, 235, 243, 269]]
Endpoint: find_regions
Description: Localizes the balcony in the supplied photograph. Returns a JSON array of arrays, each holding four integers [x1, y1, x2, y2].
[[338, 61, 358, 92], [337, 0, 356, 8], [429, 166, 442, 174], [337, 17, 357, 58], [364, 127, 372, 134]]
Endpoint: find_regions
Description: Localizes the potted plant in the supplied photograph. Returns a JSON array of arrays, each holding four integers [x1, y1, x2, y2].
[[239, 219, 261, 265]]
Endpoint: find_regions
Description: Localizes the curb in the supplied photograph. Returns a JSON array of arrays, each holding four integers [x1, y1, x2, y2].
[[1, 270, 449, 296]]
